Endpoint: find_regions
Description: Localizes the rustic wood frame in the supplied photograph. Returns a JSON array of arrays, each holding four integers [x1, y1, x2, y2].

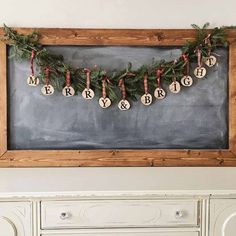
[[0, 28, 236, 167]]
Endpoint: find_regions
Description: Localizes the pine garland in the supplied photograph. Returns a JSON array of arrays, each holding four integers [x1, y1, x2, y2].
[[1, 23, 228, 102]]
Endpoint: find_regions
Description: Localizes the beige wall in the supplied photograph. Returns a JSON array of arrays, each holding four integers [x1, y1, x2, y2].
[[0, 0, 236, 193]]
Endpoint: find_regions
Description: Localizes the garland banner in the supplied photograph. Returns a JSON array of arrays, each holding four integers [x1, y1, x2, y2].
[[1, 23, 229, 110]]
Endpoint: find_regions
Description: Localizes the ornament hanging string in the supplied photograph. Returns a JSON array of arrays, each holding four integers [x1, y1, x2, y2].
[[204, 34, 212, 56], [156, 69, 164, 87], [30, 50, 36, 76], [118, 79, 126, 100], [182, 54, 190, 76], [101, 76, 112, 98], [143, 74, 149, 94], [196, 48, 202, 68], [84, 68, 91, 89], [45, 67, 50, 85], [102, 79, 106, 98], [172, 59, 178, 82], [66, 70, 71, 87]]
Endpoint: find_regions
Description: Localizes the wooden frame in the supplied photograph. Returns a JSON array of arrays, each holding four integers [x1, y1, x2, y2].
[[0, 28, 236, 167]]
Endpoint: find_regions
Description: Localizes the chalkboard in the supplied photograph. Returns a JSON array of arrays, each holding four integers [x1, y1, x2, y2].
[[7, 46, 228, 150]]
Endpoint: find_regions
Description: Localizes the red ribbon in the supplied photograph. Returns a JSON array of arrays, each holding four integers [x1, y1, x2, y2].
[[204, 34, 212, 56], [84, 68, 91, 89], [102, 77, 108, 98], [156, 69, 164, 87], [45, 68, 50, 85], [66, 70, 71, 87], [196, 48, 202, 68], [143, 74, 148, 94], [182, 53, 190, 75], [30, 50, 36, 76], [118, 79, 126, 100], [101, 76, 112, 98]]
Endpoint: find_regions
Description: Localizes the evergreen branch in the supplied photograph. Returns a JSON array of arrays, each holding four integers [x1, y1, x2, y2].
[[1, 23, 228, 102]]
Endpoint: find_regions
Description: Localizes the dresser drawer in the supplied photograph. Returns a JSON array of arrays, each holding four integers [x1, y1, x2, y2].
[[41, 199, 199, 229], [41, 230, 199, 236]]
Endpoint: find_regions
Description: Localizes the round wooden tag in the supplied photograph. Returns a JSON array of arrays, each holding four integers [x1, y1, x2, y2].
[[169, 81, 181, 94], [154, 87, 166, 99], [204, 55, 217, 67], [118, 99, 131, 111], [41, 84, 54, 96], [27, 75, 40, 86], [194, 66, 207, 79], [99, 97, 111, 108], [82, 88, 95, 100], [62, 86, 75, 97], [141, 93, 152, 106], [180, 75, 193, 87]]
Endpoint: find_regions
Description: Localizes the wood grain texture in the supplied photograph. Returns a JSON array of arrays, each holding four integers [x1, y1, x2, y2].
[[0, 150, 235, 167], [0, 42, 7, 157], [0, 28, 236, 167], [0, 28, 236, 46], [229, 41, 236, 155]]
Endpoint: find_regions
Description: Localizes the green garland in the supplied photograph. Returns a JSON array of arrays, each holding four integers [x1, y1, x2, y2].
[[1, 23, 228, 102]]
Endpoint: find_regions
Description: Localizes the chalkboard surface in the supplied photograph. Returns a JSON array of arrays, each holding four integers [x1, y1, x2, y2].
[[7, 46, 228, 150]]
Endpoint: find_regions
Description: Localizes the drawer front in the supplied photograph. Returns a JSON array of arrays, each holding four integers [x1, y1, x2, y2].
[[41, 230, 199, 236], [41, 199, 199, 229], [0, 202, 32, 236]]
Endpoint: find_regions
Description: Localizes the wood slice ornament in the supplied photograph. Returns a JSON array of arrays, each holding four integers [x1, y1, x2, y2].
[[141, 94, 152, 106], [99, 78, 111, 109], [99, 97, 111, 108], [181, 75, 193, 87], [41, 68, 54, 96], [27, 50, 39, 86], [27, 75, 39, 86], [118, 99, 131, 110], [154, 69, 166, 100], [141, 74, 152, 106], [82, 88, 94, 99], [62, 86, 75, 97], [62, 71, 75, 97], [194, 48, 207, 79], [169, 80, 181, 93], [154, 87, 166, 99], [204, 55, 217, 67], [41, 84, 54, 96], [194, 66, 207, 79], [82, 68, 95, 99], [118, 78, 130, 111]]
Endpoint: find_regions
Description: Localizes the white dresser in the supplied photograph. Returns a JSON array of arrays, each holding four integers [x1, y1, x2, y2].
[[0, 191, 236, 236]]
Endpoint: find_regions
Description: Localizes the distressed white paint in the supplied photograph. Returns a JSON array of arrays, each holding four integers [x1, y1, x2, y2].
[[41, 232, 199, 236], [0, 191, 236, 235], [0, 192, 203, 236], [210, 199, 236, 236], [0, 217, 17, 236], [41, 199, 198, 229], [0, 202, 32, 236]]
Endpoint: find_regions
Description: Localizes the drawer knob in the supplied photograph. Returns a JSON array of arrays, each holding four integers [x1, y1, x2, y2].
[[175, 210, 184, 219], [60, 212, 70, 220]]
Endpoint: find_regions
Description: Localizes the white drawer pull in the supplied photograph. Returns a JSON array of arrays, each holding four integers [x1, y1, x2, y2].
[[175, 210, 184, 219], [60, 212, 71, 220]]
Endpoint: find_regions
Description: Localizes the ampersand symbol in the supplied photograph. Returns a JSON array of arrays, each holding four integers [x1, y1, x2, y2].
[[118, 99, 130, 111]]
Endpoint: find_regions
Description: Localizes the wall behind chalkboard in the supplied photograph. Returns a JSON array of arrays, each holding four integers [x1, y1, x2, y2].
[[7, 46, 228, 150]]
